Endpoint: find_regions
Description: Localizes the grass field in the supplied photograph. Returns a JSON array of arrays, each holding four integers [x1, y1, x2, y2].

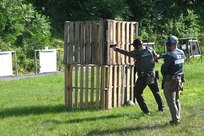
[[0, 59, 204, 136]]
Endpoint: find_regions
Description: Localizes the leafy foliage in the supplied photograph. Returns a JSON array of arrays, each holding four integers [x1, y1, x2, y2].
[[0, 0, 51, 73], [0, 0, 204, 73]]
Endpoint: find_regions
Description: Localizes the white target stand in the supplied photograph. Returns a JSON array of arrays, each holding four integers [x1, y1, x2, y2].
[[0, 50, 18, 77], [143, 42, 155, 49], [34, 47, 61, 74], [178, 38, 202, 63]]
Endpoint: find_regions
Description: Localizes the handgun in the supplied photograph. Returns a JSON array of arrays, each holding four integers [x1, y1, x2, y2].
[[110, 44, 117, 48]]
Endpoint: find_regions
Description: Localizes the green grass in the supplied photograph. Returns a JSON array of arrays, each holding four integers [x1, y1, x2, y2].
[[0, 59, 204, 136]]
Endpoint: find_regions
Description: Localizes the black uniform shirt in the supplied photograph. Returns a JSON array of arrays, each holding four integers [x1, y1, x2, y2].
[[116, 46, 155, 72], [161, 48, 185, 76]]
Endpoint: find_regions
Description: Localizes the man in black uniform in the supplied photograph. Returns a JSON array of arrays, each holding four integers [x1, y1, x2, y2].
[[112, 39, 164, 114], [160, 35, 185, 125]]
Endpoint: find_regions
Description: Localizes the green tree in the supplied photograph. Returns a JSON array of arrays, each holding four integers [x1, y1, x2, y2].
[[0, 0, 51, 73]]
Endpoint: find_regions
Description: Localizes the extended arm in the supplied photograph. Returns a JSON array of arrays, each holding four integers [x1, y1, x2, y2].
[[113, 46, 139, 58]]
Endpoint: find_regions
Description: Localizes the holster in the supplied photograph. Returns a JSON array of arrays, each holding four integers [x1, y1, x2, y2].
[[138, 71, 155, 85], [163, 75, 184, 91]]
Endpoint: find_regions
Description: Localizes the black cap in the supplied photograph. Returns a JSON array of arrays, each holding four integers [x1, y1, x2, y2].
[[131, 39, 143, 48]]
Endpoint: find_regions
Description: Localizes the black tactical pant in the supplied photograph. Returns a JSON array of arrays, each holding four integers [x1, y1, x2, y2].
[[134, 75, 164, 113]]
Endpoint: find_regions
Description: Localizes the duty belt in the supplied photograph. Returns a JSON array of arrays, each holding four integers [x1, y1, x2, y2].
[[163, 75, 181, 81], [138, 71, 154, 77]]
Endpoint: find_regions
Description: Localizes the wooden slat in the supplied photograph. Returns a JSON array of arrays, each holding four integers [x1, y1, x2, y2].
[[96, 65, 100, 109], [95, 22, 100, 63], [85, 21, 91, 63], [74, 65, 78, 108], [90, 66, 95, 108], [80, 65, 84, 108], [75, 22, 80, 63], [113, 66, 117, 107], [116, 22, 121, 64], [85, 66, 89, 108], [130, 66, 134, 101], [65, 65, 72, 109], [117, 66, 122, 106], [64, 65, 70, 109], [130, 22, 135, 63], [69, 22, 74, 64], [92, 22, 97, 63], [99, 20, 104, 64], [64, 21, 69, 64], [107, 20, 113, 64], [126, 66, 130, 101], [121, 65, 126, 104], [112, 21, 116, 64], [121, 22, 125, 64], [100, 66, 105, 109], [80, 22, 85, 64], [107, 66, 113, 109], [125, 22, 130, 64]]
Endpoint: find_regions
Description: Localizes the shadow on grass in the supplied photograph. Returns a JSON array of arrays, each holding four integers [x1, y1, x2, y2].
[[45, 114, 125, 125], [86, 123, 168, 136], [0, 104, 76, 118]]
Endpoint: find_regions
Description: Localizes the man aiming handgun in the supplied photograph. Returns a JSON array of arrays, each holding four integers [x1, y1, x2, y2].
[[112, 39, 164, 114]]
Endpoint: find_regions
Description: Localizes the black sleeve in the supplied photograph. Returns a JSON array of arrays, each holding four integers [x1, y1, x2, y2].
[[116, 48, 139, 58]]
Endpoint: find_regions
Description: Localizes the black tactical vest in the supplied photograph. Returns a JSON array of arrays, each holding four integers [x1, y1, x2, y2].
[[135, 48, 155, 72]]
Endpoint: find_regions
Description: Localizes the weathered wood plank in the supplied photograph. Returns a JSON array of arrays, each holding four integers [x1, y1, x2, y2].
[[100, 66, 105, 109], [117, 66, 122, 106], [116, 21, 121, 64], [85, 66, 89, 108], [113, 66, 117, 107], [80, 22, 85, 64], [74, 22, 80, 63], [99, 20, 104, 64], [80, 65, 84, 108], [121, 22, 125, 64], [65, 65, 72, 109], [130, 66, 134, 101], [126, 66, 130, 101], [96, 65, 100, 109], [69, 22, 74, 64], [107, 66, 113, 109], [90, 66, 95, 108], [125, 22, 130, 64], [64, 21, 69, 64], [92, 22, 97, 63], [74, 65, 78, 108]]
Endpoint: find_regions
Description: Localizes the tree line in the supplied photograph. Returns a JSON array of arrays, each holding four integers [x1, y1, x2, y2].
[[0, 0, 204, 73]]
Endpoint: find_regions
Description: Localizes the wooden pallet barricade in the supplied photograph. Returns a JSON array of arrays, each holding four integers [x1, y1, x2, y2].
[[64, 20, 138, 109], [65, 64, 135, 109]]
